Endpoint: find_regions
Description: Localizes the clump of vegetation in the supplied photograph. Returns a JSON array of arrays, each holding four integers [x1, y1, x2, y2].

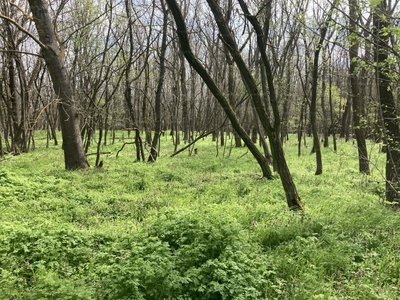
[[0, 133, 399, 299], [95, 207, 273, 299]]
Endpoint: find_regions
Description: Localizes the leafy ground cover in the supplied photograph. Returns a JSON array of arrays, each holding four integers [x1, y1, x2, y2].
[[0, 132, 399, 299]]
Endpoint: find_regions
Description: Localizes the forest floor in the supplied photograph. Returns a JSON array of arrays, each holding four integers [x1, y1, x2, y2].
[[0, 132, 399, 299]]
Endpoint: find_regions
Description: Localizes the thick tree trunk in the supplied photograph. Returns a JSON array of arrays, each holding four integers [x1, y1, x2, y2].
[[28, 0, 88, 169], [374, 1, 400, 202], [270, 136, 303, 210], [349, 0, 370, 174]]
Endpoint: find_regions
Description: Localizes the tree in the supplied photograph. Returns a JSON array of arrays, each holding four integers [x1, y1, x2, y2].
[[27, 0, 88, 169], [123, 0, 146, 162], [148, 0, 168, 162], [373, 0, 400, 202], [0, 1, 34, 154], [308, 1, 338, 175], [309, 23, 327, 175], [236, 0, 304, 210], [166, 0, 304, 209], [349, 0, 370, 174], [165, 0, 274, 181]]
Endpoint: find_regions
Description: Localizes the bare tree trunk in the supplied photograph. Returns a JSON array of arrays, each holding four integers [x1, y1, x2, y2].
[[103, 104, 109, 146], [321, 62, 329, 148], [309, 23, 330, 175], [329, 65, 337, 152], [190, 69, 196, 141], [340, 97, 351, 141], [3, 9, 27, 154], [280, 66, 291, 142], [149, 0, 167, 162], [95, 116, 103, 167], [349, 0, 370, 174], [227, 58, 242, 147], [165, 0, 273, 179], [7, 56, 21, 153], [374, 1, 400, 202], [28, 0, 88, 169], [124, 0, 144, 162], [180, 51, 190, 143], [0, 132, 3, 158], [15, 54, 30, 153], [214, 0, 303, 209], [143, 64, 152, 145], [298, 99, 305, 157]]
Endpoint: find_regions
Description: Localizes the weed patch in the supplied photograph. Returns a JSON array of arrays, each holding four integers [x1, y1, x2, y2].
[[0, 134, 399, 298]]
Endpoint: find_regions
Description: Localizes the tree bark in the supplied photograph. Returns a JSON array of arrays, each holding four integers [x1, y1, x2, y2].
[[374, 1, 400, 202], [309, 26, 327, 175], [328, 64, 337, 152], [7, 56, 21, 153], [28, 0, 88, 169], [321, 62, 329, 148], [180, 51, 190, 143], [349, 0, 370, 174], [340, 97, 351, 141], [148, 0, 167, 162]]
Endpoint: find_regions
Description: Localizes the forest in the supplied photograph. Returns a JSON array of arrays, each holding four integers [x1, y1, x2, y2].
[[0, 0, 400, 298]]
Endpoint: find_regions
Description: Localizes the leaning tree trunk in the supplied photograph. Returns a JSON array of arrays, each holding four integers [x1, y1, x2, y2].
[[209, 0, 303, 209], [235, 0, 303, 209], [28, 0, 88, 169], [349, 0, 370, 174], [374, 1, 400, 202], [165, 0, 273, 180]]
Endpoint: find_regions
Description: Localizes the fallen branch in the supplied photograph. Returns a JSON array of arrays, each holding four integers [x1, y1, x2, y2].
[[86, 152, 111, 156], [116, 142, 135, 158], [170, 130, 215, 157]]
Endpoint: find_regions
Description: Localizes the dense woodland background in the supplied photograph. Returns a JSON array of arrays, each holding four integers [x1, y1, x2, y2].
[[0, 0, 400, 205], [1, 1, 400, 298]]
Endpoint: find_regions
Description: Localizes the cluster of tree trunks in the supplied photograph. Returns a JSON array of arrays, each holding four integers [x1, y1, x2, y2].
[[0, 0, 399, 206]]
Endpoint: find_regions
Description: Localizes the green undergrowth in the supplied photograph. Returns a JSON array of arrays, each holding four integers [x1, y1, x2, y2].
[[0, 132, 399, 299]]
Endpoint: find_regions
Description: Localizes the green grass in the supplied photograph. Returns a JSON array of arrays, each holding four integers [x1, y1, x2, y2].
[[0, 131, 399, 299]]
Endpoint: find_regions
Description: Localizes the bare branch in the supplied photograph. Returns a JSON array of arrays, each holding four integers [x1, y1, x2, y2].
[[9, 1, 33, 20], [0, 49, 42, 57], [0, 13, 46, 49]]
